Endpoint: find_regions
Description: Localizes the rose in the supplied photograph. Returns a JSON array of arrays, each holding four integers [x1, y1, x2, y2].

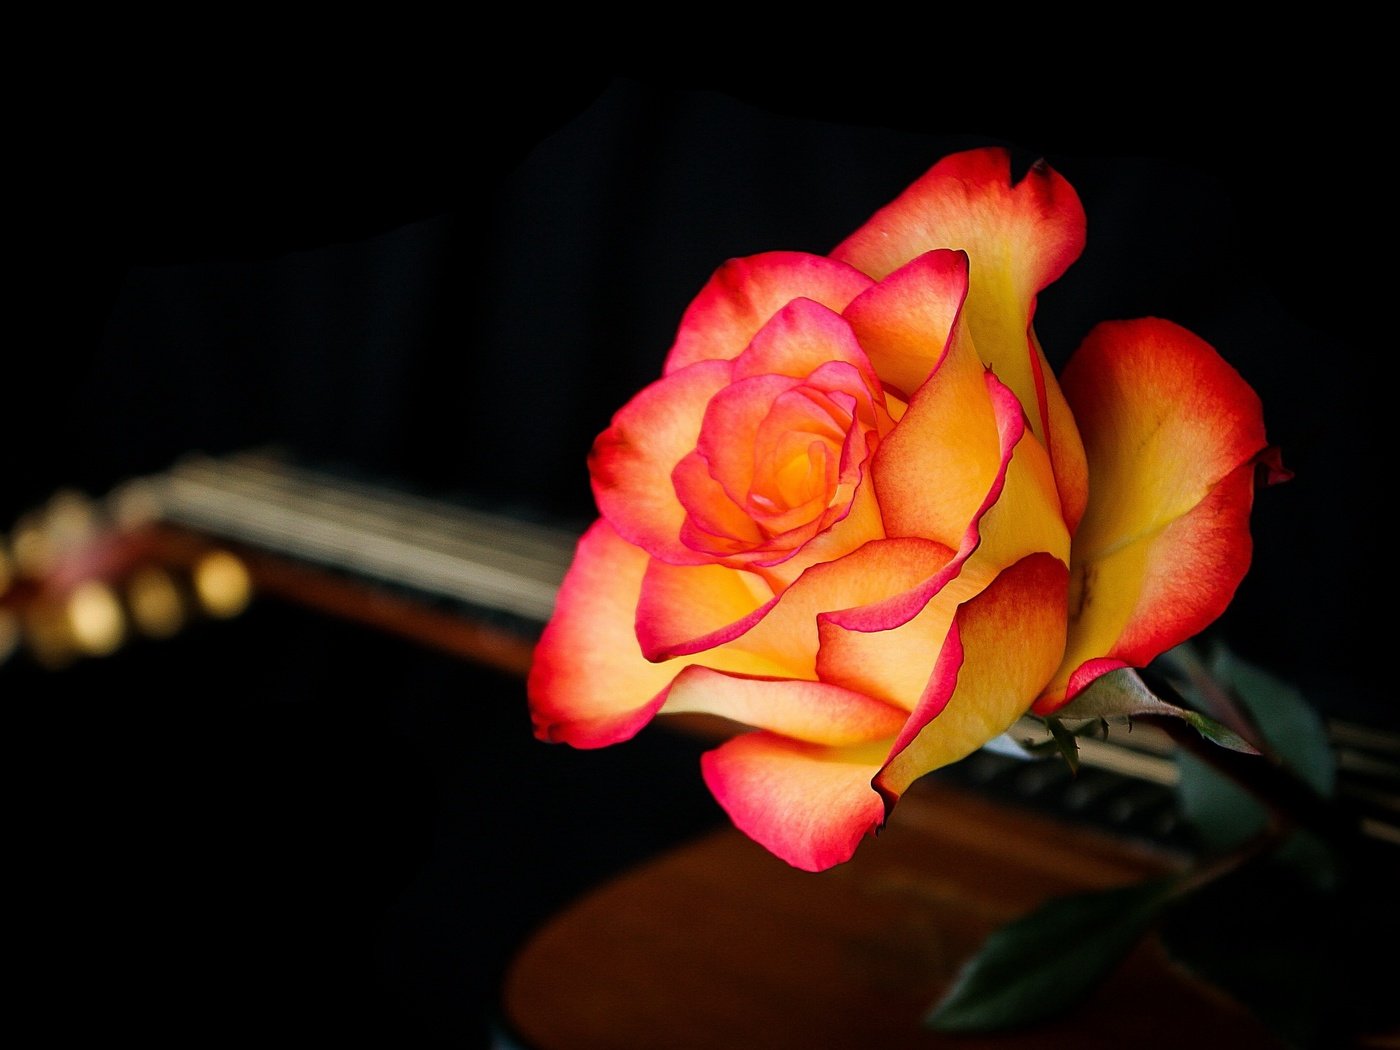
[[527, 147, 1283, 872]]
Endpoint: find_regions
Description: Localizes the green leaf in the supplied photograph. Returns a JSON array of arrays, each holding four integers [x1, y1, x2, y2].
[[1056, 667, 1260, 753], [1171, 644, 1337, 874], [1175, 749, 1268, 852], [1176, 710, 1263, 754], [1045, 717, 1080, 774], [1207, 646, 1335, 798], [1153, 640, 1256, 736], [925, 877, 1176, 1032]]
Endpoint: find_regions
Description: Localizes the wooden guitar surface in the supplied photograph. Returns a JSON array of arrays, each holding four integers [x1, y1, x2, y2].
[[500, 776, 1286, 1049]]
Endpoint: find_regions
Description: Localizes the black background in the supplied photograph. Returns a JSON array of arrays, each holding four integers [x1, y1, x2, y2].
[[10, 63, 1390, 1044]]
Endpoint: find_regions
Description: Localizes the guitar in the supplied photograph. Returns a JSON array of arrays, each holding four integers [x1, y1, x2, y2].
[[0, 448, 576, 677], [6, 449, 1398, 1046], [3, 447, 1397, 852]]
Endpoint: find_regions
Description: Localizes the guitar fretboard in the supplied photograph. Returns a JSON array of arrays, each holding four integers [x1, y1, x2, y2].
[[113, 450, 580, 628]]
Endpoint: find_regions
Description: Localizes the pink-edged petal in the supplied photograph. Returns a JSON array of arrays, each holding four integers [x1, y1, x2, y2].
[[1036, 318, 1275, 709], [875, 551, 1069, 804], [832, 147, 1088, 529], [1062, 318, 1270, 558], [1037, 463, 1258, 711], [672, 449, 765, 552], [662, 665, 907, 744], [728, 536, 956, 676], [696, 372, 820, 510], [636, 557, 778, 663], [648, 533, 952, 674], [868, 286, 1000, 553], [832, 148, 1085, 287], [1030, 327, 1090, 537], [590, 359, 733, 564], [842, 248, 969, 401], [754, 464, 887, 590], [527, 519, 684, 747], [731, 296, 883, 399], [528, 520, 784, 747], [664, 251, 875, 374], [814, 539, 980, 711], [701, 732, 890, 871], [836, 371, 1063, 639], [963, 374, 1071, 573]]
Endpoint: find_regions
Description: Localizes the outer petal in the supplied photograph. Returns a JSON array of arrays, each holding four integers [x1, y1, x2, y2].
[[832, 147, 1088, 533], [527, 520, 782, 747], [966, 376, 1070, 575], [527, 520, 681, 746], [876, 551, 1070, 804], [590, 359, 733, 564], [1031, 327, 1090, 536], [664, 252, 874, 374], [701, 733, 890, 872], [1036, 318, 1273, 709], [832, 149, 1084, 288]]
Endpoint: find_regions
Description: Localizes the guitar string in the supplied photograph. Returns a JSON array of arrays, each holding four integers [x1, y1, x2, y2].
[[136, 453, 574, 624]]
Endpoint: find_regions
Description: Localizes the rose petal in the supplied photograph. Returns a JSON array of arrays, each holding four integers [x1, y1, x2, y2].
[[867, 274, 1001, 553], [528, 520, 782, 747], [731, 296, 883, 400], [665, 251, 874, 373], [755, 465, 886, 590], [662, 665, 907, 744], [590, 359, 733, 564], [701, 732, 890, 872], [832, 149, 1085, 289], [1038, 463, 1259, 711], [696, 372, 832, 514], [814, 538, 973, 711], [728, 536, 956, 676], [1036, 317, 1272, 709], [1031, 327, 1090, 536], [527, 520, 681, 746], [832, 147, 1088, 533], [837, 371, 1060, 637], [636, 557, 779, 663], [842, 248, 969, 401], [967, 375, 1071, 574], [672, 449, 765, 553], [876, 551, 1069, 803]]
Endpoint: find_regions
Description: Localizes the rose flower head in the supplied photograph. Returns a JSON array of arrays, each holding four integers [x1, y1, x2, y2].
[[527, 147, 1285, 872]]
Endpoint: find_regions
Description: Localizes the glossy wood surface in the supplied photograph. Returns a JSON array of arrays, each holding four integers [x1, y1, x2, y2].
[[501, 778, 1285, 1049]]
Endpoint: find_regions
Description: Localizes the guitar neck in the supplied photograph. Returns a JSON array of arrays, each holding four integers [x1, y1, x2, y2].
[[115, 450, 580, 676], [131, 450, 578, 623], [5, 449, 1398, 853]]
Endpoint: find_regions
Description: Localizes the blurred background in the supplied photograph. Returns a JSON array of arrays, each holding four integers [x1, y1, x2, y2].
[[9, 68, 1388, 1043]]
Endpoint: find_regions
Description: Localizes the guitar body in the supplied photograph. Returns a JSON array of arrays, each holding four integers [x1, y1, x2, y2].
[[5, 451, 1397, 1046]]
